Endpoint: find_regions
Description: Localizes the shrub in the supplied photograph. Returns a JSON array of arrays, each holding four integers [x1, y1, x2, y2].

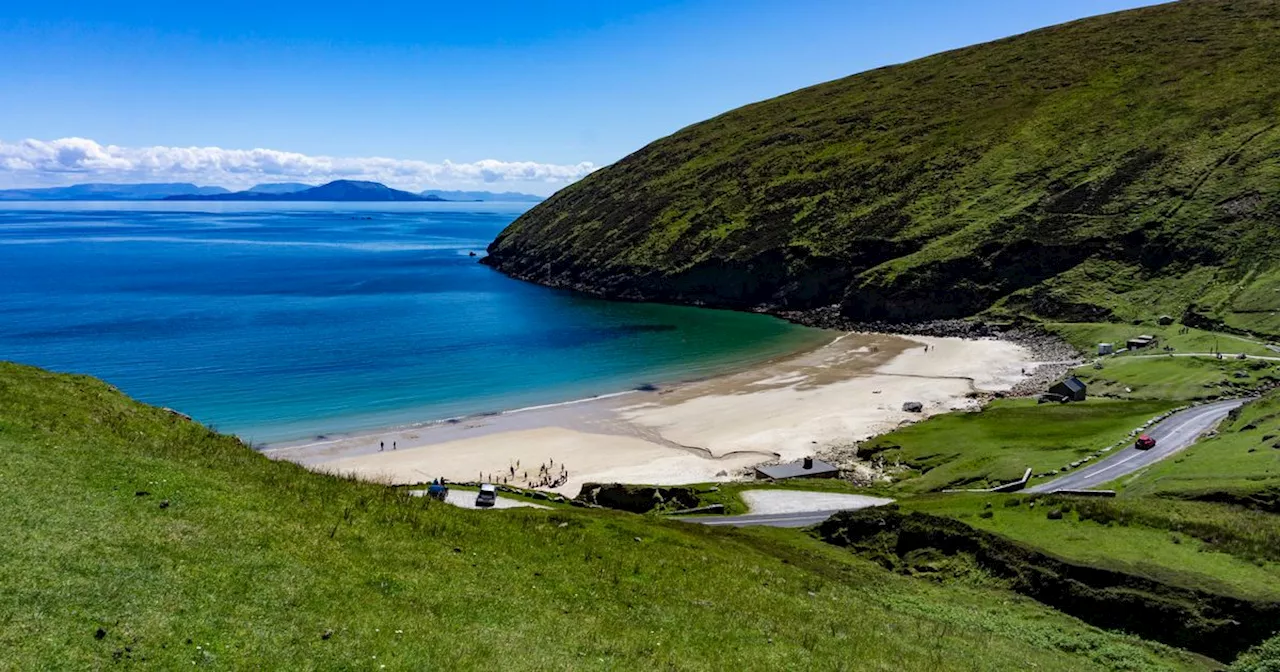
[[1232, 633, 1280, 672]]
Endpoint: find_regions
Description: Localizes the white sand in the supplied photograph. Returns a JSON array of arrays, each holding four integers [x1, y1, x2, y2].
[[617, 334, 1028, 462], [286, 332, 1038, 496], [320, 426, 764, 496]]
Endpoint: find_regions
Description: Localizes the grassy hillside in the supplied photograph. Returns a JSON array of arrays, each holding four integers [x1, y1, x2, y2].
[[0, 362, 1207, 670], [487, 0, 1280, 332], [859, 398, 1177, 492], [904, 494, 1280, 603]]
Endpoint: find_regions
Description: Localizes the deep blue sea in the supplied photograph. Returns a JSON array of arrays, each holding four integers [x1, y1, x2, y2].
[[0, 202, 827, 443]]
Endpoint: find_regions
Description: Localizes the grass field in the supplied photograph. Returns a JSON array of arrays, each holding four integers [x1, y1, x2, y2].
[[1045, 323, 1278, 359], [859, 398, 1178, 492], [0, 362, 1208, 670], [1072, 356, 1277, 401], [902, 494, 1280, 603]]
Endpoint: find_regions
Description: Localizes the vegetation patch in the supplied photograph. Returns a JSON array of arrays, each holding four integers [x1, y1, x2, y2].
[[1045, 322, 1278, 359], [860, 398, 1177, 492], [902, 494, 1280, 602], [574, 482, 701, 513], [815, 506, 1280, 663], [1073, 356, 1277, 401]]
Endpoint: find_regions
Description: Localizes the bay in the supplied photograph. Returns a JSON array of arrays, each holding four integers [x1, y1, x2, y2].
[[0, 201, 828, 443]]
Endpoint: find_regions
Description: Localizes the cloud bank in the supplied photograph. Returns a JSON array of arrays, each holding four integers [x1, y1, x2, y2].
[[0, 137, 596, 192]]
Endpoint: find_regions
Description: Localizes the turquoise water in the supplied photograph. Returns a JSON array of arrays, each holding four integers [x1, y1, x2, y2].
[[0, 202, 827, 443]]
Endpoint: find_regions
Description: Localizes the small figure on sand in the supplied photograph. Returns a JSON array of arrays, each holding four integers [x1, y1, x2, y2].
[[393, 441, 397, 451], [380, 441, 384, 452]]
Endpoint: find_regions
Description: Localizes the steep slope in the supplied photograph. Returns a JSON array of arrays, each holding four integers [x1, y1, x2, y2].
[[486, 0, 1280, 331]]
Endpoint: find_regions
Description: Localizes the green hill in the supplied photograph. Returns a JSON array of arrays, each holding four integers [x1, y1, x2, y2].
[[0, 362, 1210, 670], [486, 0, 1280, 333]]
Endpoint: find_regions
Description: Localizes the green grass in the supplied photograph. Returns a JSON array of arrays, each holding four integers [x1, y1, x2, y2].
[[1118, 388, 1280, 505], [902, 494, 1280, 602], [1045, 322, 1278, 358], [0, 362, 1207, 670], [1073, 356, 1278, 401], [860, 398, 1178, 492], [487, 0, 1280, 330]]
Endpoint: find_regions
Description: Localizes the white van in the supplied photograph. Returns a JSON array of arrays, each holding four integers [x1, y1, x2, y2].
[[476, 483, 497, 508]]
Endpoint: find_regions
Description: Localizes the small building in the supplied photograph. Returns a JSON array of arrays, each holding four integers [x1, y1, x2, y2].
[[755, 456, 839, 481], [1098, 342, 1114, 356], [1127, 335, 1157, 350], [1157, 315, 1175, 326], [1047, 376, 1087, 402]]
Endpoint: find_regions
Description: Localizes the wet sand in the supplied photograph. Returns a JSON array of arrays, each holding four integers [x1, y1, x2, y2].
[[266, 332, 1039, 495]]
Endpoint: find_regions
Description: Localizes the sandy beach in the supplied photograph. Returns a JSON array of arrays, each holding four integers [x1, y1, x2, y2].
[[266, 332, 1042, 495]]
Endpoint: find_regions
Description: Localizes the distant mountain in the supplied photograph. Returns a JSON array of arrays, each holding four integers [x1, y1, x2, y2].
[[246, 182, 314, 194], [420, 189, 544, 202], [166, 180, 443, 202], [0, 183, 230, 200]]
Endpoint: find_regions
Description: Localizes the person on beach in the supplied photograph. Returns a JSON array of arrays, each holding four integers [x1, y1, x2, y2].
[[380, 441, 384, 452], [393, 441, 397, 451]]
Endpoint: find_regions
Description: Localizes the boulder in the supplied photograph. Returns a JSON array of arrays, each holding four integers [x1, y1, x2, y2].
[[902, 401, 924, 413]]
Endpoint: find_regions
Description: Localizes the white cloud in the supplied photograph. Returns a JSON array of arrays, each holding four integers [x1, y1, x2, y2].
[[0, 137, 596, 192]]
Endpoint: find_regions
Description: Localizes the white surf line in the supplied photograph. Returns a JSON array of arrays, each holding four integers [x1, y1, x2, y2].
[[261, 390, 643, 452], [500, 389, 638, 415]]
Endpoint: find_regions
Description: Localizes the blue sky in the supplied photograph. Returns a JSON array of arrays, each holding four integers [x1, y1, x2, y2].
[[0, 0, 1164, 194]]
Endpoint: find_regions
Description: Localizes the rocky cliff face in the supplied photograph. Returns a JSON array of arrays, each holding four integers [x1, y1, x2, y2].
[[486, 0, 1280, 332]]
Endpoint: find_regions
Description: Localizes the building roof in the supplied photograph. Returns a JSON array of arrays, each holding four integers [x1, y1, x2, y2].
[[1054, 377, 1087, 393], [755, 459, 839, 480]]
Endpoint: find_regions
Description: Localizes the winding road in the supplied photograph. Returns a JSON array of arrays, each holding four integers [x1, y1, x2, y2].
[[1026, 397, 1247, 493], [682, 398, 1248, 527]]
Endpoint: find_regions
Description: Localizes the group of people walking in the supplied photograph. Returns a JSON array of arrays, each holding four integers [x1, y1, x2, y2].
[[479, 458, 569, 489]]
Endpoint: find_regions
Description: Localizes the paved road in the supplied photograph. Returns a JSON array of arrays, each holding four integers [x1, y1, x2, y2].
[[408, 489, 549, 510], [685, 509, 852, 528], [1026, 398, 1246, 493]]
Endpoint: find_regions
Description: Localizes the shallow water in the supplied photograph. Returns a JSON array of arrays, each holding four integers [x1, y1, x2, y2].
[[0, 201, 828, 442]]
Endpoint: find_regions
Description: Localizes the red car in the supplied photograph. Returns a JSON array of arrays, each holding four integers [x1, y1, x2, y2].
[[1135, 434, 1157, 450]]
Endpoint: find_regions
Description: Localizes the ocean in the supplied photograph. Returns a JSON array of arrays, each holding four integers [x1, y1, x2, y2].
[[0, 201, 828, 443]]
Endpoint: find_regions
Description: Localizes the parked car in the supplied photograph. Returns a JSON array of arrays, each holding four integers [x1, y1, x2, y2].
[[1135, 434, 1157, 450], [476, 483, 497, 508], [426, 479, 449, 502]]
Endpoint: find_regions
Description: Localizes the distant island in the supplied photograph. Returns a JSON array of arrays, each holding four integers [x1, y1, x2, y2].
[[165, 180, 440, 202], [0, 183, 231, 200], [0, 180, 545, 202], [419, 189, 543, 203]]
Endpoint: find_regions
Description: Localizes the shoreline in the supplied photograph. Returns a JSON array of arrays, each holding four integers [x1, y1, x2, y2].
[[261, 325, 837, 452], [271, 329, 1057, 495]]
